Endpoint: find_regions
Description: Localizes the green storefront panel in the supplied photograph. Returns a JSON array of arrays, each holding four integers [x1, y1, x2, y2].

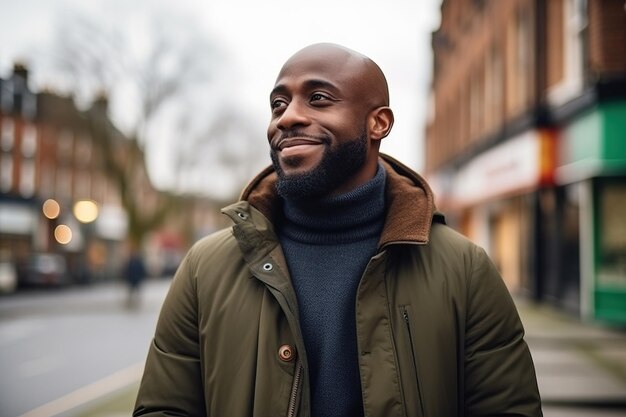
[[595, 289, 626, 324], [602, 101, 626, 162], [564, 102, 626, 324]]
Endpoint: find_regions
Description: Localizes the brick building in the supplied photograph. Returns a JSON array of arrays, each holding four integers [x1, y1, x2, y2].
[[426, 0, 626, 324], [0, 64, 222, 289], [0, 64, 39, 271]]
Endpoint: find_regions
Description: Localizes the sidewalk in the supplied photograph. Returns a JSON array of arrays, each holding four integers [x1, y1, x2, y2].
[[72, 298, 626, 417], [516, 299, 626, 417]]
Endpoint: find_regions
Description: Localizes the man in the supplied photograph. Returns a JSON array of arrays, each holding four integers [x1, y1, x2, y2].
[[134, 43, 542, 417]]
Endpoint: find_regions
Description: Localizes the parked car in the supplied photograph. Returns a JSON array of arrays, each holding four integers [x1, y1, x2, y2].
[[18, 253, 69, 287], [0, 260, 17, 294]]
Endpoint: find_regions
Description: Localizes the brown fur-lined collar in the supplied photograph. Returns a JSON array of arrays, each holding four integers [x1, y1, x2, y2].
[[239, 153, 438, 246]]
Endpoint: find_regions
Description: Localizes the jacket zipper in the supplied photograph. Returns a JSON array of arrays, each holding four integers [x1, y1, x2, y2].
[[402, 306, 426, 417], [287, 359, 303, 417]]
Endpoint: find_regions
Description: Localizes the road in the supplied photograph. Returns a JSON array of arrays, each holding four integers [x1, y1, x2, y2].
[[0, 279, 171, 417]]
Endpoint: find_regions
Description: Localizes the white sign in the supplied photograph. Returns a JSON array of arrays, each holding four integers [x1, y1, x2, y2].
[[0, 203, 36, 234], [452, 130, 541, 206]]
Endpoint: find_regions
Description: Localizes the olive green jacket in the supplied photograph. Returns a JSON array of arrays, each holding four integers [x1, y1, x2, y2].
[[134, 154, 542, 417]]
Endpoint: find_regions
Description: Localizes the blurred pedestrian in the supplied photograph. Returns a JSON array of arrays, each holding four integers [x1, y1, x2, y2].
[[134, 43, 542, 416], [125, 247, 146, 309]]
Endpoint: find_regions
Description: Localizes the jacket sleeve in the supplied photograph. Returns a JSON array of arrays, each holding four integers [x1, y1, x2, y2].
[[464, 245, 543, 417], [134, 251, 206, 417]]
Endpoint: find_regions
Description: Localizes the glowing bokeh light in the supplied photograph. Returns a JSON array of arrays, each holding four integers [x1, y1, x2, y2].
[[54, 225, 72, 244], [42, 199, 61, 219], [73, 200, 99, 223]]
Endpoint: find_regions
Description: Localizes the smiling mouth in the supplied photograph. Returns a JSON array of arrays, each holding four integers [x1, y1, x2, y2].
[[278, 138, 323, 150], [272, 136, 326, 151]]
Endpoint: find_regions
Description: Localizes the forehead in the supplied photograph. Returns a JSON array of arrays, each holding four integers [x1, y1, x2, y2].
[[273, 50, 368, 95]]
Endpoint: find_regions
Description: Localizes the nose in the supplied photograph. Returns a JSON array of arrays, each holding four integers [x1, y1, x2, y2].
[[276, 100, 310, 130]]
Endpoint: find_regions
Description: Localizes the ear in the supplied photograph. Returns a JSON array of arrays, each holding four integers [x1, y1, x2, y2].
[[368, 107, 394, 141]]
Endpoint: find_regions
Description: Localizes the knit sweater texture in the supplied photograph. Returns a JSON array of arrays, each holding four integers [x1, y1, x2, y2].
[[278, 165, 386, 417]]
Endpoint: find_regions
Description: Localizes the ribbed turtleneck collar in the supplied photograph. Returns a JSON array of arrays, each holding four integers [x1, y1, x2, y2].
[[280, 164, 387, 245]]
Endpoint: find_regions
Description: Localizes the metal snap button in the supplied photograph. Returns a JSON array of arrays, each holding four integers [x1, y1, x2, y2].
[[278, 344, 295, 362], [262, 262, 273, 271]]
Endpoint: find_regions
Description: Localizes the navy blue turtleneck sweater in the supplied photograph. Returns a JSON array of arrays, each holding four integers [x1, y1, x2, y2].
[[278, 165, 386, 417]]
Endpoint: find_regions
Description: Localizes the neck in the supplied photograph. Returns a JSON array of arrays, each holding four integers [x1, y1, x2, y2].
[[280, 164, 386, 245]]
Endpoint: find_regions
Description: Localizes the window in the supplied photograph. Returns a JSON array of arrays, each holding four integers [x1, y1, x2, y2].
[[1, 82, 13, 112], [548, 0, 588, 105], [19, 160, 35, 197], [56, 168, 72, 199], [39, 162, 54, 194], [22, 124, 37, 158], [516, 7, 533, 109], [485, 44, 504, 132], [58, 129, 73, 162], [506, 6, 533, 116], [0, 154, 12, 192], [75, 136, 92, 166], [22, 93, 36, 120], [75, 168, 90, 198], [1, 118, 14, 151], [469, 69, 484, 139]]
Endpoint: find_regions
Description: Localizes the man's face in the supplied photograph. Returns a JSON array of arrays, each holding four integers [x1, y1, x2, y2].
[[267, 53, 373, 199]]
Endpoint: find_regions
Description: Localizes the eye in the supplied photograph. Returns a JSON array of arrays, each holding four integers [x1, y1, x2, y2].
[[271, 98, 287, 112], [310, 93, 329, 102]]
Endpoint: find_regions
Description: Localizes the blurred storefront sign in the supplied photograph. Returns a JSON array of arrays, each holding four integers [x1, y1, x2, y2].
[[0, 201, 36, 235], [450, 130, 552, 207]]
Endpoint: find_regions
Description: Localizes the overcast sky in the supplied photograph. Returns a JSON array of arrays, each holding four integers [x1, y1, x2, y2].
[[1, 0, 441, 193]]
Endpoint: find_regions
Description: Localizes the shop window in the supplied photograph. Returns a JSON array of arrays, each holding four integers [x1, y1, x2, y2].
[[598, 182, 626, 287]]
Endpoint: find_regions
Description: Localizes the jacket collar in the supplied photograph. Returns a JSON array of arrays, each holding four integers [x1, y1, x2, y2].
[[234, 153, 439, 246]]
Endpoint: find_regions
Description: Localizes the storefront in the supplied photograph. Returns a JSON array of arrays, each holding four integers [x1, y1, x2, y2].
[[556, 101, 626, 324], [432, 129, 556, 296], [0, 197, 37, 263]]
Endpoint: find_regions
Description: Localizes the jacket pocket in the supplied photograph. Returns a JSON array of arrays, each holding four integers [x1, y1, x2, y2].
[[399, 305, 426, 417]]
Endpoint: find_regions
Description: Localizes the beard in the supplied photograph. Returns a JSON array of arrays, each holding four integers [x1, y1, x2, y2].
[[270, 128, 368, 201]]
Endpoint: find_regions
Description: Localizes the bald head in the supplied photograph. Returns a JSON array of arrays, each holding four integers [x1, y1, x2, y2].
[[277, 43, 390, 108]]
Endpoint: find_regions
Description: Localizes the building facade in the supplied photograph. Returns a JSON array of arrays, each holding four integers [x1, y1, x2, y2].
[[0, 64, 39, 277], [426, 0, 626, 324], [1, 64, 222, 289]]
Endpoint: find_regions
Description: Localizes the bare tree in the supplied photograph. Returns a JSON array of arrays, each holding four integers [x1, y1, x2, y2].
[[45, 11, 257, 246], [172, 106, 268, 201]]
